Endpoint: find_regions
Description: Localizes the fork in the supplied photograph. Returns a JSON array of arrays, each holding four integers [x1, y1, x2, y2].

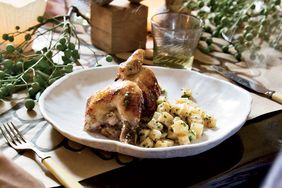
[[0, 122, 84, 188]]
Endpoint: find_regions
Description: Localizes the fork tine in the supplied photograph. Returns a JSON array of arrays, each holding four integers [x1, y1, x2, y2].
[[5, 122, 25, 144], [2, 124, 17, 145], [0, 125, 15, 146], [10, 122, 26, 143]]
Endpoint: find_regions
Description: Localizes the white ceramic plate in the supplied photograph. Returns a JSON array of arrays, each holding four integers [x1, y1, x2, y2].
[[39, 66, 252, 158]]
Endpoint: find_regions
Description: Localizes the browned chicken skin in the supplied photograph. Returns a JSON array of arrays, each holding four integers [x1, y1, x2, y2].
[[85, 49, 161, 144], [116, 49, 161, 120]]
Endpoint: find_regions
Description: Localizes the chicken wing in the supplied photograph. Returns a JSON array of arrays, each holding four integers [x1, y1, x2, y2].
[[116, 49, 161, 120]]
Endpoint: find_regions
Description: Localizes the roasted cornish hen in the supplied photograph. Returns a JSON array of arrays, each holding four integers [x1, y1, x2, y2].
[[84, 49, 161, 144]]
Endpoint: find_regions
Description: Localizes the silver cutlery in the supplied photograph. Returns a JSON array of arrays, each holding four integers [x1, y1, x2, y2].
[[0, 122, 84, 188], [212, 65, 282, 104]]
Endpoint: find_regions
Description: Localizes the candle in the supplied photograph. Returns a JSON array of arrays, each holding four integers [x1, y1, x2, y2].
[[141, 0, 167, 31], [0, 0, 47, 48]]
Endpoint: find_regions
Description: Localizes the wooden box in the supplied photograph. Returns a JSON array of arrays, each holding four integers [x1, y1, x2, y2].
[[90, 0, 148, 53]]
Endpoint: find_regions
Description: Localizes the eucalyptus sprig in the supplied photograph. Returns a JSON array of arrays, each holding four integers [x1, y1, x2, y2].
[[0, 6, 90, 110], [182, 0, 282, 62]]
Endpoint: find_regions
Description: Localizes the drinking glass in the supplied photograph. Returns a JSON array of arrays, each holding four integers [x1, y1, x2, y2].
[[151, 12, 203, 69]]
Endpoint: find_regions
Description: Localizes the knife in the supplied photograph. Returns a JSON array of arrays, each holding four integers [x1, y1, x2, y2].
[[211, 65, 282, 104]]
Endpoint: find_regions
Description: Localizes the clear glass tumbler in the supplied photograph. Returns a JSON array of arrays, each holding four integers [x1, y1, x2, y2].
[[151, 12, 203, 69]]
